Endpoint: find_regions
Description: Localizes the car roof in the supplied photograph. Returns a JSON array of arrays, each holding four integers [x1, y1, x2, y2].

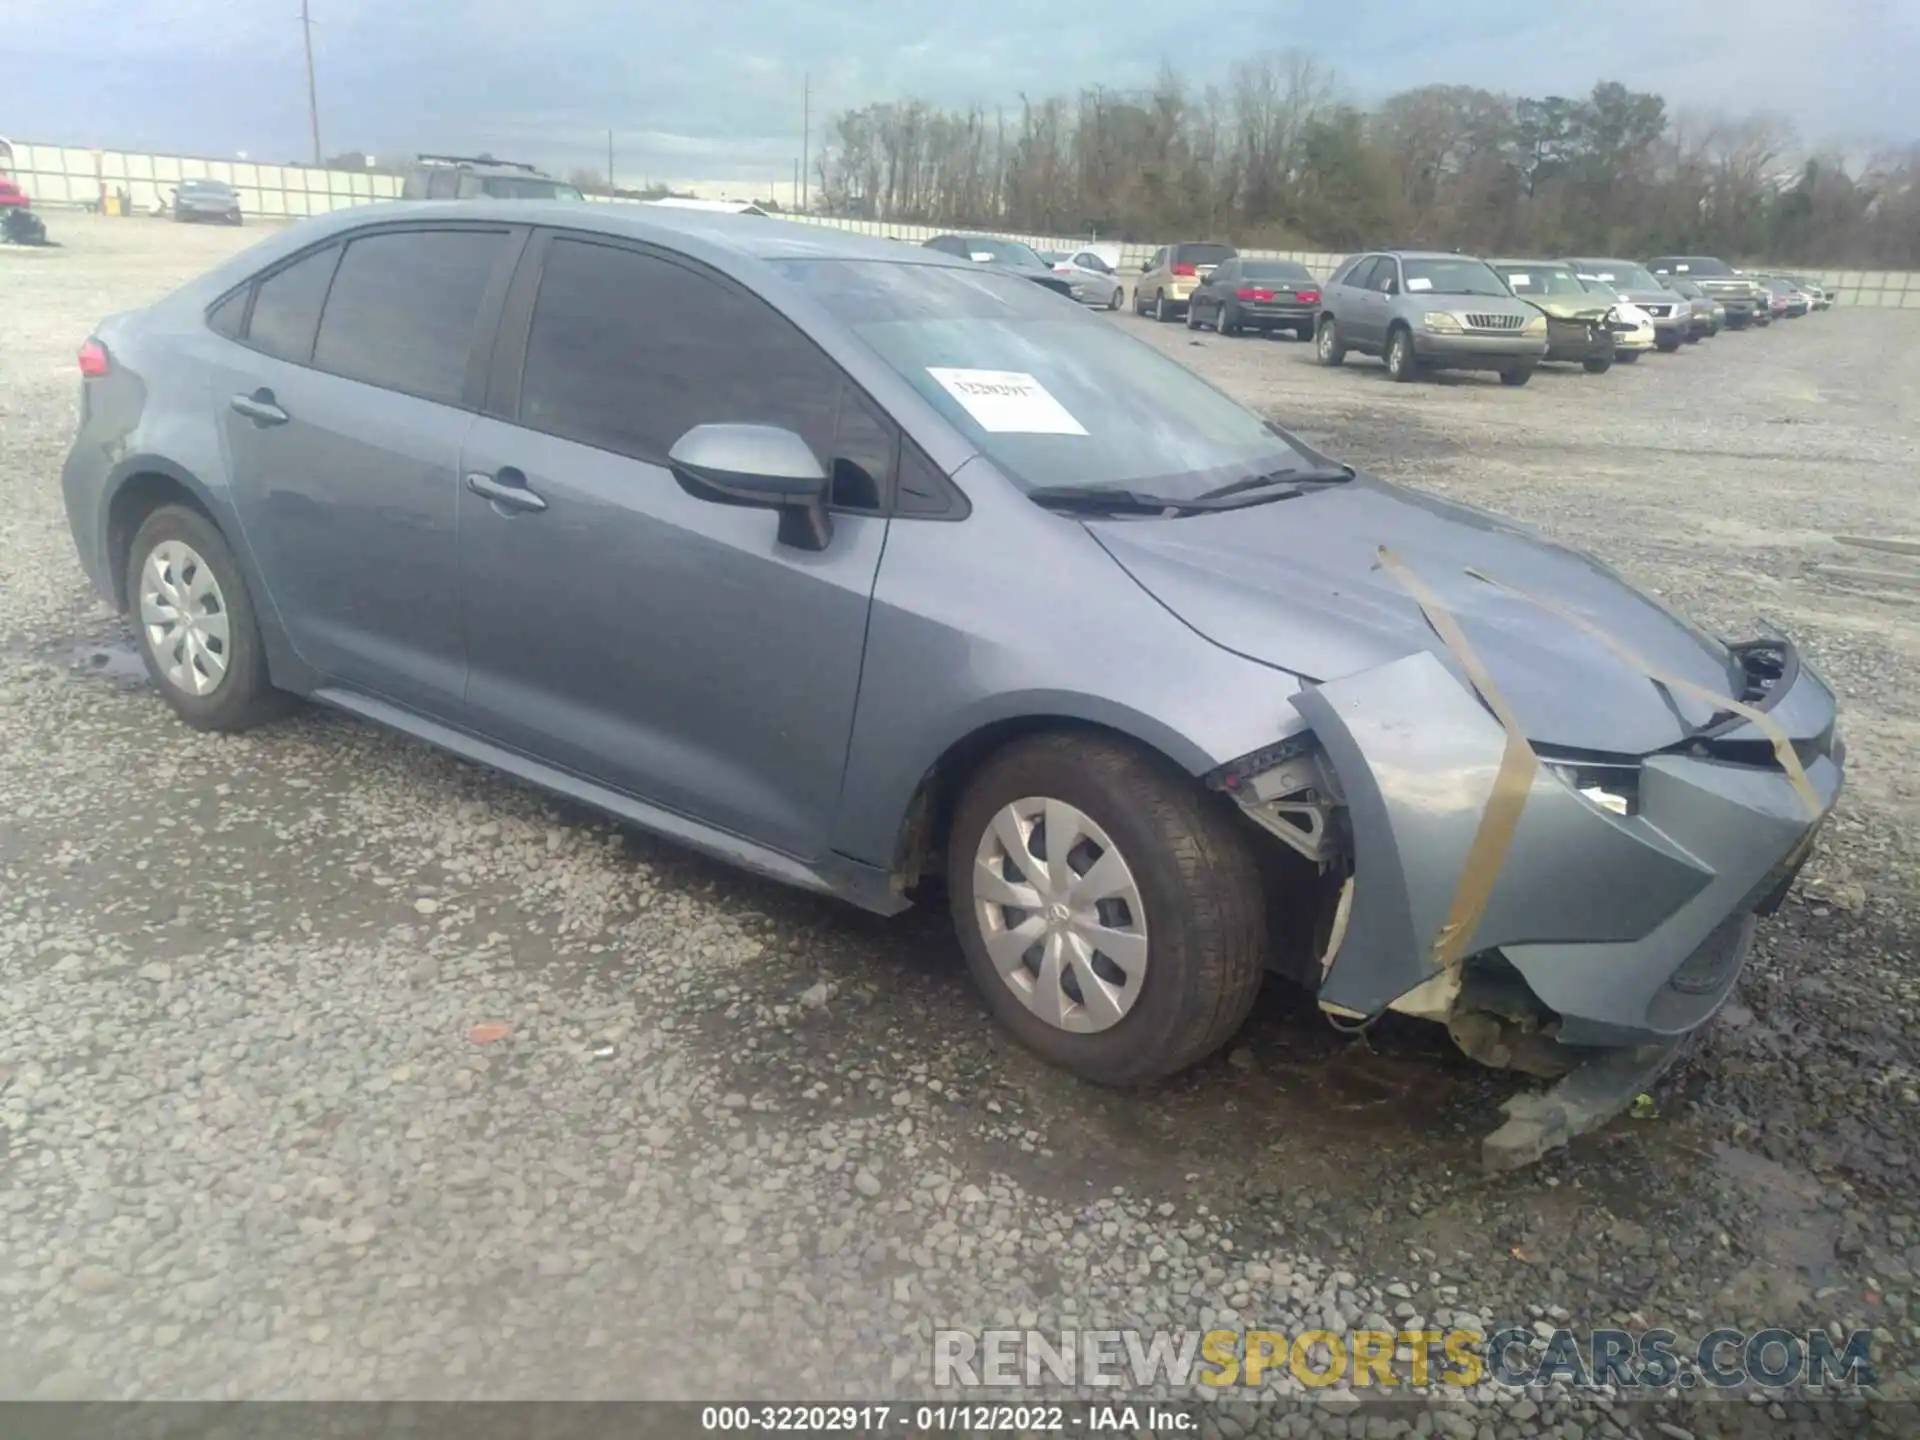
[[1381, 249, 1478, 261], [1485, 257, 1574, 267], [268, 199, 969, 269]]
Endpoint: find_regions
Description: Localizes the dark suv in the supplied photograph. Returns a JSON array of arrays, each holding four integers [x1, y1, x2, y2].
[[399, 155, 585, 203], [1646, 256, 1766, 328]]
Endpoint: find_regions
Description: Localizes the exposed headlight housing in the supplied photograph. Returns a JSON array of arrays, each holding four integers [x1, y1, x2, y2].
[[1544, 759, 1640, 817], [1423, 312, 1463, 333], [1521, 313, 1548, 336]]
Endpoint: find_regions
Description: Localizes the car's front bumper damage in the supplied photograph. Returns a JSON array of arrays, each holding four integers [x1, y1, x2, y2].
[[1213, 564, 1844, 1170]]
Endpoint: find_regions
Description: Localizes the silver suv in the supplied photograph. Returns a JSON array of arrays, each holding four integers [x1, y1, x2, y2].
[[1315, 251, 1549, 386]]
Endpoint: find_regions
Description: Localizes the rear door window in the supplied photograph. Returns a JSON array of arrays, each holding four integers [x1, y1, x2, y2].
[[311, 228, 511, 404], [244, 243, 342, 364]]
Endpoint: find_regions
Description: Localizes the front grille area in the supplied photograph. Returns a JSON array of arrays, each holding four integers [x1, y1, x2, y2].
[[1545, 319, 1589, 345], [1464, 313, 1524, 331], [1643, 303, 1675, 318]]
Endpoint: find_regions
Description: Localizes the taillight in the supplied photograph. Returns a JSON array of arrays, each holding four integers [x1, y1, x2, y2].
[[1296, 289, 1321, 304], [1171, 262, 1197, 277], [1235, 288, 1275, 302], [78, 339, 110, 378]]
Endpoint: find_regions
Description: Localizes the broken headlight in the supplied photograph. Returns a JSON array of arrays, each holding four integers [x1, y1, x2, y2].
[[1543, 758, 1640, 817]]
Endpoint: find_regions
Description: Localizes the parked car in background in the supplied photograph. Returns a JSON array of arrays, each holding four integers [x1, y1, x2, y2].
[[1047, 247, 1126, 309], [1576, 277, 1656, 360], [1487, 258, 1616, 373], [1660, 276, 1722, 340], [1758, 275, 1811, 318], [1037, 250, 1068, 266], [172, 179, 243, 226], [1645, 256, 1767, 328], [1134, 242, 1238, 321], [399, 154, 585, 202], [1565, 259, 1690, 351], [1316, 251, 1548, 385], [1787, 277, 1833, 310], [1185, 258, 1322, 339], [61, 202, 1847, 1167], [0, 175, 31, 209], [923, 235, 1075, 299]]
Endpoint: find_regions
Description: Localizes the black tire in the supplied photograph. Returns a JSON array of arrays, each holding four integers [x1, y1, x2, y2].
[[1107, 287, 1122, 311], [1218, 302, 1238, 336], [1499, 362, 1536, 387], [1616, 350, 1641, 363], [1154, 292, 1172, 323], [1582, 354, 1613, 374], [1131, 287, 1145, 316], [125, 505, 290, 733], [1294, 324, 1314, 342], [1385, 325, 1418, 382], [1315, 316, 1346, 366], [947, 733, 1268, 1086], [1656, 335, 1683, 352]]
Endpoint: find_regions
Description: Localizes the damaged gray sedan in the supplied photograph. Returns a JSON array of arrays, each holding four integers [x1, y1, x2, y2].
[[64, 207, 1842, 1169]]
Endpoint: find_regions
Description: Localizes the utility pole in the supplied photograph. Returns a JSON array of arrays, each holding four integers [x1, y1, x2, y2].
[[300, 0, 322, 165], [792, 158, 800, 211], [800, 72, 810, 214], [607, 130, 615, 189]]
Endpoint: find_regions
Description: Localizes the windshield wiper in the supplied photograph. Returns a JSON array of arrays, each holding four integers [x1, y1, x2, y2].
[[1026, 486, 1187, 514], [1193, 464, 1355, 503]]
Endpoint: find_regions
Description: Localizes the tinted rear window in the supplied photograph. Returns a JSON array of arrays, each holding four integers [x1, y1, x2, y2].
[[1173, 244, 1236, 266], [245, 244, 342, 364], [311, 229, 508, 403], [1240, 260, 1313, 282]]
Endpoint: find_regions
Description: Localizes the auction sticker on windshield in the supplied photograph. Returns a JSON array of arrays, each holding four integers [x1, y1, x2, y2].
[[926, 368, 1088, 435]]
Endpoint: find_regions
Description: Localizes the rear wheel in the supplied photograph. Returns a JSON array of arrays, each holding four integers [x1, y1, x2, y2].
[[947, 733, 1268, 1086], [1500, 361, 1536, 387], [1107, 286, 1123, 311], [1385, 326, 1418, 382], [126, 505, 290, 733], [1316, 316, 1346, 366], [1582, 354, 1613, 374], [1656, 334, 1683, 352], [1154, 293, 1172, 323], [1293, 323, 1314, 342], [1616, 350, 1641, 364]]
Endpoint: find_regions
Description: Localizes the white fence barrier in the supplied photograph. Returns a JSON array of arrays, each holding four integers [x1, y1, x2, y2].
[[7, 138, 1917, 307]]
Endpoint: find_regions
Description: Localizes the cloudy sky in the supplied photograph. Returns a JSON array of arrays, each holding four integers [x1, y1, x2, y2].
[[9, 0, 1916, 193]]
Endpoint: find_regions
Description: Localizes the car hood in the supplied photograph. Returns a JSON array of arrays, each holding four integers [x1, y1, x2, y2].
[[1521, 295, 1612, 322], [1086, 477, 1741, 756]]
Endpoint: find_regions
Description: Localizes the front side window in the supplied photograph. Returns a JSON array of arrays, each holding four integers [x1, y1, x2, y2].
[[311, 228, 509, 404], [775, 258, 1318, 503], [517, 238, 842, 468], [245, 243, 342, 364]]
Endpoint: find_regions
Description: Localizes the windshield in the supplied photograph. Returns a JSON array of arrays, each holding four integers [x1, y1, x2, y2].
[[776, 259, 1316, 499], [1492, 263, 1587, 297], [479, 176, 584, 201], [1573, 261, 1663, 292], [960, 238, 1045, 269], [1665, 278, 1703, 297], [179, 180, 232, 194], [1241, 260, 1314, 282], [1400, 257, 1510, 297], [1652, 257, 1731, 277]]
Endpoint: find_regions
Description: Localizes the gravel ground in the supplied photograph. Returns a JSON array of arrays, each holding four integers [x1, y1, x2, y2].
[[2, 216, 1916, 1435]]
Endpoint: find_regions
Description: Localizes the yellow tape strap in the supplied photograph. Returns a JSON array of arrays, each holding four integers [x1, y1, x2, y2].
[[1375, 547, 1540, 965], [1462, 568, 1823, 821]]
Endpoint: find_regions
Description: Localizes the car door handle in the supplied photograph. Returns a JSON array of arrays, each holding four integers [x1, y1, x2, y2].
[[230, 389, 288, 426], [466, 469, 547, 513]]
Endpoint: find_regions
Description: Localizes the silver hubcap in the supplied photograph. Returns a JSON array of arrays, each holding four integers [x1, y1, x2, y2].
[[139, 540, 230, 696], [1391, 336, 1407, 371], [1319, 324, 1334, 357], [972, 796, 1149, 1033]]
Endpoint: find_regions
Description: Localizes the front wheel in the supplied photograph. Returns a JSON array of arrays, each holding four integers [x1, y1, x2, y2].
[[1500, 362, 1536, 387], [1656, 335, 1683, 352], [126, 505, 291, 732], [1385, 326, 1418, 382], [947, 734, 1267, 1086], [1316, 317, 1346, 366], [1582, 354, 1613, 374]]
